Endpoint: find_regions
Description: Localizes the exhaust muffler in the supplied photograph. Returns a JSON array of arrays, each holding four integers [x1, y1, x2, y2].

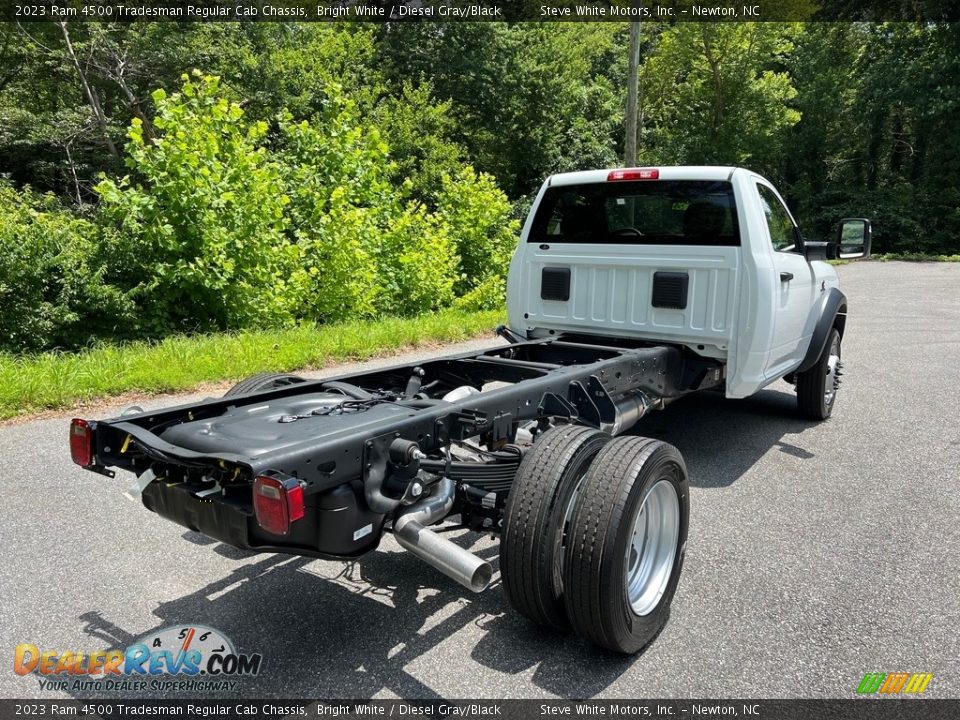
[[392, 477, 492, 593], [603, 391, 659, 435]]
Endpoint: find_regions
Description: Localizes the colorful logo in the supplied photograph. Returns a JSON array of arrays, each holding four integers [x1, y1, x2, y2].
[[856, 672, 933, 695], [15, 625, 261, 686]]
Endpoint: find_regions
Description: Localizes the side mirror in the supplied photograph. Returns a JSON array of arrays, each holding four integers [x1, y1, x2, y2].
[[835, 218, 872, 259], [803, 241, 829, 261]]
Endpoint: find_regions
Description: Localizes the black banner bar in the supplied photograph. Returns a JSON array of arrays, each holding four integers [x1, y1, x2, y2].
[[2, 0, 960, 23], [1, 700, 958, 720]]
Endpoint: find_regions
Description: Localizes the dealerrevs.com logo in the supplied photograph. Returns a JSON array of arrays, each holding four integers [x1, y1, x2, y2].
[[14, 625, 262, 693]]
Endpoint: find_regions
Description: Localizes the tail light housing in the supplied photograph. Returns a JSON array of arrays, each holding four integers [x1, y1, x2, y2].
[[70, 418, 93, 467], [253, 474, 305, 536], [608, 168, 659, 181]]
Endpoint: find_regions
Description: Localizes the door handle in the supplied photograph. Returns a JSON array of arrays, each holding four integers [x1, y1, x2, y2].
[[780, 272, 794, 282]]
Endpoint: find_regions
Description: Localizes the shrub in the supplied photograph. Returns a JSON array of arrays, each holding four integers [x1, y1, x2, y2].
[[0, 183, 134, 352], [276, 97, 389, 322], [4, 73, 519, 353], [95, 74, 497, 328], [379, 204, 459, 315], [452, 274, 507, 312], [435, 167, 519, 299], [278, 87, 472, 319], [96, 73, 296, 335]]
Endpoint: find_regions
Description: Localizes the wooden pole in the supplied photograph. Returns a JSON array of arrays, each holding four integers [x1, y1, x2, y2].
[[624, 21, 642, 167]]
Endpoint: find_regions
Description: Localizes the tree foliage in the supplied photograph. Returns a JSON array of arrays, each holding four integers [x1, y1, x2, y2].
[[373, 23, 623, 197], [641, 23, 801, 171], [0, 21, 958, 353], [0, 183, 133, 351], [785, 23, 960, 253]]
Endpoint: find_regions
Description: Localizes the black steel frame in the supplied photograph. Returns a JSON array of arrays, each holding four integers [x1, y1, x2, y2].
[[85, 334, 722, 558]]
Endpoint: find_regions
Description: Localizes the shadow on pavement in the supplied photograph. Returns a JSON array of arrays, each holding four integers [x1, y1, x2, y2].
[[632, 385, 819, 488], [74, 537, 631, 700]]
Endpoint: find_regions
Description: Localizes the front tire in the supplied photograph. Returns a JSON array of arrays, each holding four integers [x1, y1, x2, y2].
[[563, 437, 689, 654], [501, 424, 610, 630], [796, 328, 842, 420]]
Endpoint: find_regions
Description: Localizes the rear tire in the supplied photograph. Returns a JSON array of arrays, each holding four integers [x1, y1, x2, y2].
[[796, 328, 841, 420], [224, 372, 306, 397], [564, 436, 689, 654], [501, 424, 610, 630]]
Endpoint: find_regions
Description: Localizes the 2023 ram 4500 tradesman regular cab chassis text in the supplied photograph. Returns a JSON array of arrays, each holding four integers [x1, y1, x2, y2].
[[70, 167, 870, 654]]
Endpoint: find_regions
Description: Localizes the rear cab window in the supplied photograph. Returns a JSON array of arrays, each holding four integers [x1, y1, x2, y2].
[[530, 180, 740, 246]]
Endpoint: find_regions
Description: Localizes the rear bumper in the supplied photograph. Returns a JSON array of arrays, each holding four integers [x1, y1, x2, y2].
[[141, 477, 386, 560]]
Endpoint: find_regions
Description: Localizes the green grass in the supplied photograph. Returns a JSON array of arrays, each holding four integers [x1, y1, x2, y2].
[[0, 309, 505, 421], [873, 252, 960, 262]]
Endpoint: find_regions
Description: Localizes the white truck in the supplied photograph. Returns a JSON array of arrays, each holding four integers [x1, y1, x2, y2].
[[71, 166, 869, 654], [509, 166, 868, 408]]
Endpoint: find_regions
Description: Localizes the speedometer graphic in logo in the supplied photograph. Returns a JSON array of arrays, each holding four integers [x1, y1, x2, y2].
[[125, 624, 262, 678], [130, 625, 247, 675], [136, 625, 236, 659]]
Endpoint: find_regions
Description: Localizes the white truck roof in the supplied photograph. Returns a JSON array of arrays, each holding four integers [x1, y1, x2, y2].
[[547, 166, 741, 186]]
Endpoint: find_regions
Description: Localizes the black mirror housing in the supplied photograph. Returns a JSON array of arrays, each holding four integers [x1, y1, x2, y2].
[[804, 241, 830, 261]]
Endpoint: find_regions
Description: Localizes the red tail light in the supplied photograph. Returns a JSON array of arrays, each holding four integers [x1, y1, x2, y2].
[[70, 418, 93, 467], [608, 168, 659, 181], [253, 474, 305, 536]]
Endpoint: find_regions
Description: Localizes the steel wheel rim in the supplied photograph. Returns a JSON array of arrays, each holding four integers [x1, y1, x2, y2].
[[558, 472, 589, 581], [563, 473, 588, 537], [625, 479, 680, 616], [824, 335, 841, 406]]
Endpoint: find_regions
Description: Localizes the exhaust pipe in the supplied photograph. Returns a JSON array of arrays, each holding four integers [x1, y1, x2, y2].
[[605, 391, 659, 435], [393, 477, 493, 593]]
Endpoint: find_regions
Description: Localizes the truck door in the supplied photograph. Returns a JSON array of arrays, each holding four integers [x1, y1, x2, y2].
[[755, 182, 815, 376]]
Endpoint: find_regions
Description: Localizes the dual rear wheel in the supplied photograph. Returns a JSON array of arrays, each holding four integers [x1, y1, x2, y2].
[[501, 424, 689, 654]]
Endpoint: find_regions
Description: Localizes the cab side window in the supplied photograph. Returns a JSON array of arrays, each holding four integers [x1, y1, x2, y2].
[[756, 184, 796, 252]]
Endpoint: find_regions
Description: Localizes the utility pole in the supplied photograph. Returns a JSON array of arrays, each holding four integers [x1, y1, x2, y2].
[[624, 21, 642, 167]]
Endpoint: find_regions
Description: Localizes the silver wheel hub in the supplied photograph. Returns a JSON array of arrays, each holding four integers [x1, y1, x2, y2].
[[824, 335, 842, 406], [625, 479, 680, 616]]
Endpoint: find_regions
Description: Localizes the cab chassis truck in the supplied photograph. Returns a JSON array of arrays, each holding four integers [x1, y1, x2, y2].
[[70, 167, 870, 653]]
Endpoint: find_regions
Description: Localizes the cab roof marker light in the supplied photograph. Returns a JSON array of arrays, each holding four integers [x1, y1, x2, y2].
[[608, 168, 660, 181]]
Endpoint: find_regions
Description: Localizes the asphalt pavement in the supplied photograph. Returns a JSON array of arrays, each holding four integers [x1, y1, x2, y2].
[[1, 261, 958, 700]]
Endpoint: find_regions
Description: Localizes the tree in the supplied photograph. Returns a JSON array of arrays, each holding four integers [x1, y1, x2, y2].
[[374, 22, 623, 197], [641, 23, 801, 175], [785, 22, 960, 253]]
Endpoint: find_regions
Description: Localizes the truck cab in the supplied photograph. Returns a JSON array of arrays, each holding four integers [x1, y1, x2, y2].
[[506, 166, 865, 398]]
